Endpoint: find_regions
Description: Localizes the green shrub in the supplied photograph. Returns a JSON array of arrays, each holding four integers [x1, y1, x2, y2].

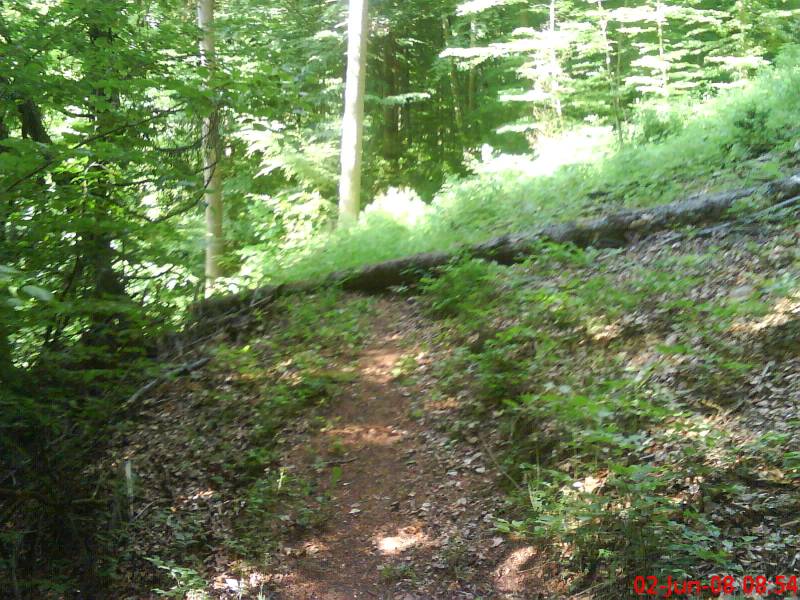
[[247, 47, 800, 287]]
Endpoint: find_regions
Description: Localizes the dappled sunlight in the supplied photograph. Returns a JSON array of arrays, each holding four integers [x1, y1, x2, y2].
[[361, 187, 431, 228], [730, 290, 800, 335], [12, 0, 800, 592], [422, 394, 460, 412], [493, 545, 563, 596], [360, 350, 403, 384], [210, 570, 270, 596], [586, 318, 623, 344], [568, 472, 606, 495], [321, 423, 408, 447], [180, 488, 216, 504], [375, 525, 429, 556], [472, 126, 616, 179]]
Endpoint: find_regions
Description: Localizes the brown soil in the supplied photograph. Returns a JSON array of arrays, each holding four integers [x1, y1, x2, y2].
[[267, 299, 562, 599]]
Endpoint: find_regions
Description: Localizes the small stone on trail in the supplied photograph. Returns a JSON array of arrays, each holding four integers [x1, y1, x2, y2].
[[224, 578, 240, 591]]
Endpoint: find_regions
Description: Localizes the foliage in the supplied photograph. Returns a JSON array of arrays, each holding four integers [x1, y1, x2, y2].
[[100, 289, 373, 594], [250, 49, 800, 284], [421, 235, 800, 595], [147, 557, 208, 599], [2, 0, 799, 593]]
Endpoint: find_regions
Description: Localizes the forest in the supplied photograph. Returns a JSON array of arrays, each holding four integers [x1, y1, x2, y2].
[[1, 0, 799, 597]]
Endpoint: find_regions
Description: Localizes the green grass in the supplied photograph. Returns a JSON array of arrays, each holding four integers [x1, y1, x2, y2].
[[241, 47, 800, 285]]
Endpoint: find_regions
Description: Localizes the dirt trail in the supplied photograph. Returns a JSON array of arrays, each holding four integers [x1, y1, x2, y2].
[[269, 299, 555, 599]]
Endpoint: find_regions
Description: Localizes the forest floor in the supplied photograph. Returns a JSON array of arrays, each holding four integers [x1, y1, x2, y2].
[[109, 298, 562, 599], [263, 299, 559, 599], [107, 215, 799, 600]]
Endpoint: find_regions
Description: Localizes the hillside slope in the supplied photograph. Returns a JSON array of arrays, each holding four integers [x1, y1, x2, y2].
[[108, 207, 799, 598]]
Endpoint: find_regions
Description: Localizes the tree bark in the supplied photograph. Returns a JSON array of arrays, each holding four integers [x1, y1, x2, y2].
[[595, 0, 624, 145], [193, 174, 800, 317], [467, 20, 477, 114], [0, 110, 8, 246], [0, 75, 53, 245], [548, 0, 563, 129], [78, 25, 132, 357], [198, 0, 224, 291], [400, 46, 412, 147], [382, 33, 400, 162], [655, 0, 669, 97], [442, 15, 464, 133], [338, 0, 369, 229], [18, 98, 52, 144]]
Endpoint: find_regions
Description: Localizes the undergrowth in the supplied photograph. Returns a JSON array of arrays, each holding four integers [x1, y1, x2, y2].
[[109, 290, 374, 597], [243, 48, 800, 286], [417, 225, 800, 597]]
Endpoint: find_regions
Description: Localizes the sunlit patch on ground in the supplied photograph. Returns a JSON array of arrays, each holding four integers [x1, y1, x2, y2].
[[731, 291, 800, 334], [375, 525, 429, 555], [360, 349, 403, 383], [321, 424, 407, 447], [569, 472, 606, 495], [422, 395, 460, 411], [302, 540, 329, 555], [586, 319, 623, 343], [493, 545, 546, 594], [211, 570, 269, 595]]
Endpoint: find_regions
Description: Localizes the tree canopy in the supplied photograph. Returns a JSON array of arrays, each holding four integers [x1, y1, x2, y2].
[[1, 0, 799, 595]]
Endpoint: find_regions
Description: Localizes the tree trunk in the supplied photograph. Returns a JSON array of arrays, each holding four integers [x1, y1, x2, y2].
[[382, 34, 400, 162], [0, 111, 8, 246], [18, 98, 51, 144], [193, 174, 800, 316], [79, 25, 132, 358], [400, 46, 412, 146], [655, 0, 668, 96], [548, 0, 563, 129], [596, 0, 624, 145], [198, 0, 224, 291], [338, 0, 369, 229], [467, 20, 477, 114], [442, 15, 464, 134]]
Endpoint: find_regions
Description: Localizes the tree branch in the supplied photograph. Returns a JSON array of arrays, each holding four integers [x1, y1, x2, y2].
[[4, 104, 186, 192]]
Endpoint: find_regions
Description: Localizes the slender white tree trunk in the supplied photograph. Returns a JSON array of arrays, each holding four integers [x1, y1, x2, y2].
[[442, 15, 464, 134], [549, 0, 563, 129], [198, 0, 223, 292], [468, 19, 477, 112], [596, 0, 624, 145], [655, 0, 669, 96], [338, 0, 369, 229]]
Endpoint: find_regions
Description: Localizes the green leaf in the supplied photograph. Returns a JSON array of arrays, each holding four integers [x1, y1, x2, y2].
[[20, 285, 54, 302], [330, 466, 342, 488]]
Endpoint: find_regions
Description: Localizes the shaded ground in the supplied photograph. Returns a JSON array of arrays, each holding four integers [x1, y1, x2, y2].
[[107, 296, 561, 599], [107, 218, 799, 600], [267, 300, 561, 599]]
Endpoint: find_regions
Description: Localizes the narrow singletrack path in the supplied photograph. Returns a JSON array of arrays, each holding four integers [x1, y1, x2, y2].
[[268, 299, 558, 600]]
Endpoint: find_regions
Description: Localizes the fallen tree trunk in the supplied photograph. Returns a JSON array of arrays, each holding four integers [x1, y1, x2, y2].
[[193, 173, 800, 318]]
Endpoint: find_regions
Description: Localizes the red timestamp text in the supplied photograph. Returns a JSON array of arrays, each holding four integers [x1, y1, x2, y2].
[[633, 574, 800, 597]]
